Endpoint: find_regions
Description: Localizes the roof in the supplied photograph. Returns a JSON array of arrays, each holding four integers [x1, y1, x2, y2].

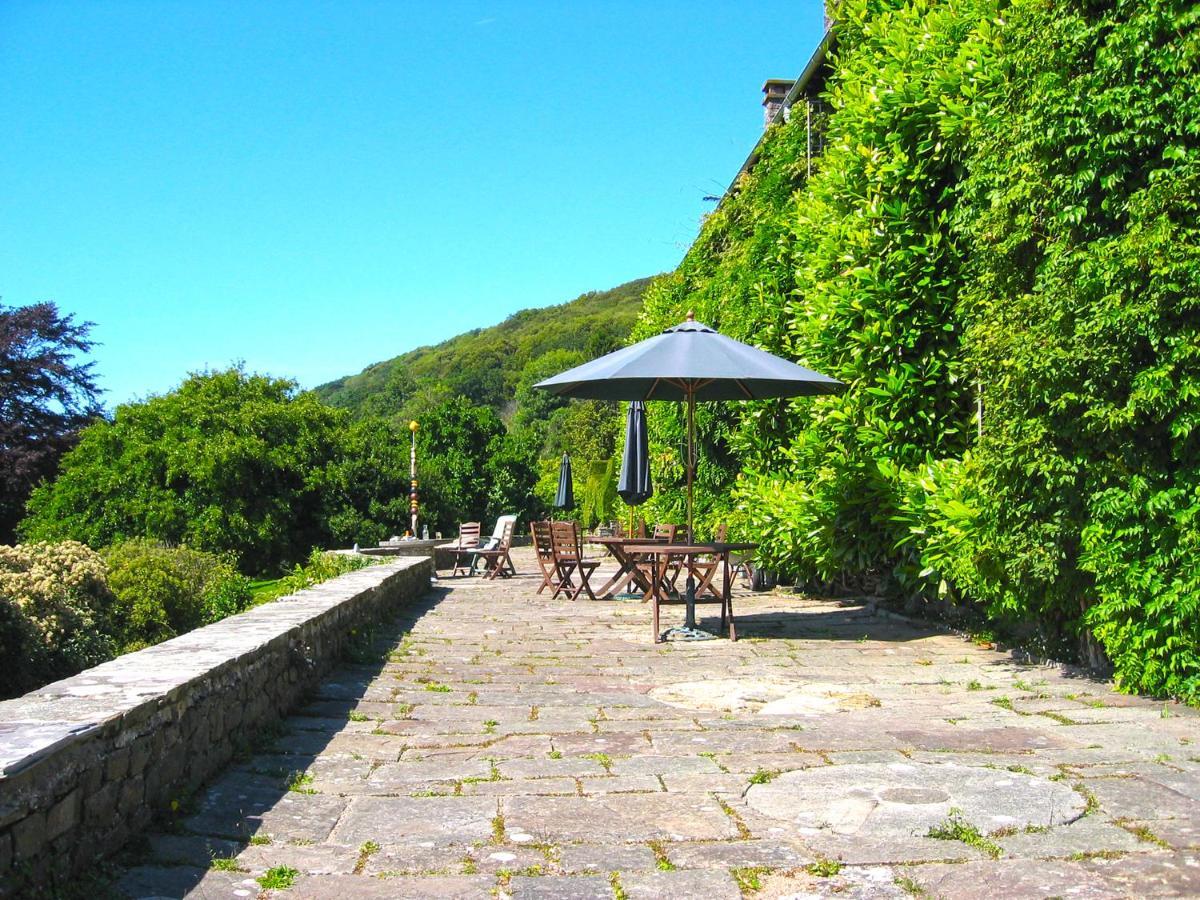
[[722, 27, 837, 201]]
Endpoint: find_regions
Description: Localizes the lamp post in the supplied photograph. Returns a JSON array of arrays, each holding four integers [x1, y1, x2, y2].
[[408, 420, 419, 537]]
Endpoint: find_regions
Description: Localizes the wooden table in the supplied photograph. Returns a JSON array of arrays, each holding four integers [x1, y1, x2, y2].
[[586, 536, 667, 598], [621, 542, 757, 643]]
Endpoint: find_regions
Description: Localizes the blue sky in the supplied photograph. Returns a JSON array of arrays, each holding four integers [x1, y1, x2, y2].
[[0, 1, 826, 405]]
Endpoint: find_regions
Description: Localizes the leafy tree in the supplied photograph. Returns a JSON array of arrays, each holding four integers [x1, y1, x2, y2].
[[0, 302, 102, 541], [318, 278, 652, 420], [21, 368, 345, 573]]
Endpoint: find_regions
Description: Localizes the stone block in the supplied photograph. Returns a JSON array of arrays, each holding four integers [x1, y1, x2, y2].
[[84, 781, 119, 826], [118, 775, 144, 816], [10, 810, 45, 861], [44, 789, 79, 841]]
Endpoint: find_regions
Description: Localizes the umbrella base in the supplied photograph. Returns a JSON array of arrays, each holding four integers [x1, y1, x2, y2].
[[660, 625, 717, 642]]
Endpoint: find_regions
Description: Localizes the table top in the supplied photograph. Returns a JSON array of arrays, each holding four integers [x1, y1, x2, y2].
[[587, 535, 668, 545], [620, 541, 757, 555]]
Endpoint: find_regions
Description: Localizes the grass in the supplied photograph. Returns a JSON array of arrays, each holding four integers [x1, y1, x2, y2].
[[285, 770, 317, 794], [926, 809, 1002, 859], [353, 840, 380, 874], [249, 834, 272, 846], [491, 813, 506, 843], [209, 856, 244, 872], [257, 866, 299, 890], [648, 840, 675, 871], [731, 865, 771, 891], [609, 871, 629, 900], [748, 768, 779, 785], [248, 578, 282, 603], [1039, 710, 1081, 726], [548, 750, 563, 760], [991, 696, 1014, 711], [1073, 782, 1101, 815], [1116, 821, 1170, 848], [584, 752, 613, 772], [348, 711, 370, 722], [895, 874, 930, 897], [424, 682, 452, 693], [715, 798, 752, 840], [805, 857, 843, 877]]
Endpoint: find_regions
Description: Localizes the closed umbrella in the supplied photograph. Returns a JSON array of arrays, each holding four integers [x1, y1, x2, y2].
[[617, 400, 653, 518], [553, 452, 575, 513], [535, 312, 844, 638]]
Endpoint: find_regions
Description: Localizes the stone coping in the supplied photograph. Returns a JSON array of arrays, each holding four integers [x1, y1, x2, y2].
[[0, 558, 427, 776], [0, 556, 433, 886]]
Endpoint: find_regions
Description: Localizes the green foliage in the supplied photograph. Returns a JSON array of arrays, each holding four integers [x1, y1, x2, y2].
[[635, 0, 1200, 702], [317, 278, 651, 415], [578, 458, 618, 530], [253, 549, 377, 604], [21, 368, 346, 573], [642, 0, 999, 583], [412, 398, 542, 533], [0, 541, 115, 697], [103, 540, 251, 649], [945, 0, 1200, 697]]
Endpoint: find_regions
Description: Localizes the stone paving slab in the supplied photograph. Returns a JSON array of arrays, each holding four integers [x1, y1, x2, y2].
[[111, 548, 1200, 898]]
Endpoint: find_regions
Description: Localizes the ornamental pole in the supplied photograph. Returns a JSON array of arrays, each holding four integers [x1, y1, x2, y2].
[[409, 420, 419, 537]]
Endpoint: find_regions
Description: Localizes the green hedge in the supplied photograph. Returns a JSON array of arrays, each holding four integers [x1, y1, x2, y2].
[[635, 0, 1200, 702]]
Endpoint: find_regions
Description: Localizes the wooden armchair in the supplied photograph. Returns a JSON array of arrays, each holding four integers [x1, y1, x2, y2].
[[451, 522, 482, 576], [474, 516, 517, 580], [550, 521, 600, 601]]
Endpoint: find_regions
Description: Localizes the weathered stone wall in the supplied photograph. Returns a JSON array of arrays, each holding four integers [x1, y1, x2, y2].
[[0, 556, 432, 890]]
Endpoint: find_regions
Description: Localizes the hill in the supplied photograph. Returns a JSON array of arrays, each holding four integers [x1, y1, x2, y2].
[[315, 276, 654, 417]]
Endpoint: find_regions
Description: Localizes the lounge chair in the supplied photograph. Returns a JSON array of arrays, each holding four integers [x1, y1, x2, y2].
[[474, 515, 517, 580]]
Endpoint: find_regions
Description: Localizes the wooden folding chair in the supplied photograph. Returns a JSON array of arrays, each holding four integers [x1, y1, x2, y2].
[[551, 521, 600, 601], [474, 517, 517, 580], [451, 522, 481, 576], [634, 524, 678, 600], [530, 520, 560, 594], [688, 524, 728, 599]]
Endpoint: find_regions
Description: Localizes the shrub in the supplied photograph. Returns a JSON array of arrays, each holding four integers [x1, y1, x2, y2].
[[104, 540, 251, 649], [0, 541, 115, 697], [254, 549, 377, 604]]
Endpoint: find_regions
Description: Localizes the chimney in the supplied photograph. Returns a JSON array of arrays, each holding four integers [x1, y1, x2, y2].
[[762, 79, 794, 128]]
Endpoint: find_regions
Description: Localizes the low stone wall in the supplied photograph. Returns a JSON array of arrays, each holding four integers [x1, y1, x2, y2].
[[0, 556, 433, 890]]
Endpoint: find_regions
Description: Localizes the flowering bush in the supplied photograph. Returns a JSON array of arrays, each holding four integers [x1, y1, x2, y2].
[[0, 541, 115, 696]]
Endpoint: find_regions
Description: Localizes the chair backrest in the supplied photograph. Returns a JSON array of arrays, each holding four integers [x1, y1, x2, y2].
[[458, 522, 481, 547], [550, 520, 581, 560], [653, 523, 677, 543], [634, 518, 647, 538], [531, 520, 553, 558], [489, 514, 517, 542], [712, 523, 729, 543], [495, 515, 516, 550]]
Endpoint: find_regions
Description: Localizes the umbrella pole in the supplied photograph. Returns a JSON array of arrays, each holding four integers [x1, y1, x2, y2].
[[683, 388, 700, 631]]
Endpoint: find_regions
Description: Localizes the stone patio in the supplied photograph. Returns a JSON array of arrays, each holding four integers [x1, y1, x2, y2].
[[115, 548, 1200, 898]]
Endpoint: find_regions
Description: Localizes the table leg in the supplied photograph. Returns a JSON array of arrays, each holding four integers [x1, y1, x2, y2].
[[651, 551, 662, 643], [724, 551, 737, 641]]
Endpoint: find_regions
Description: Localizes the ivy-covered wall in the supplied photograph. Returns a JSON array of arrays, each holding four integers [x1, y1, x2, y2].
[[635, 0, 1200, 702]]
